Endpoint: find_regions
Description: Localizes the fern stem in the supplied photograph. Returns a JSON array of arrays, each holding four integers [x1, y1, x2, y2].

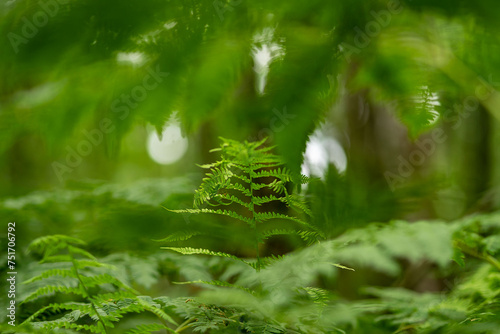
[[253, 217, 260, 272], [455, 240, 500, 271], [175, 318, 195, 332], [68, 246, 109, 334], [249, 164, 261, 272]]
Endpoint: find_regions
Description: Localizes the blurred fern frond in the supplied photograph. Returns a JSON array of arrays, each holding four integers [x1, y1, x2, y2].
[[20, 235, 177, 334]]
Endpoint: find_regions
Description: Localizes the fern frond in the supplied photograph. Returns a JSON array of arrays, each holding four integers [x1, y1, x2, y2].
[[167, 138, 318, 274], [23, 285, 86, 304], [92, 300, 137, 323], [259, 229, 320, 244], [23, 268, 75, 284], [136, 296, 178, 326], [91, 291, 137, 304], [299, 174, 314, 184], [260, 254, 287, 267], [296, 231, 322, 244], [252, 194, 283, 206], [216, 193, 252, 210], [224, 182, 252, 197], [249, 179, 287, 193], [245, 136, 268, 150], [254, 212, 318, 232], [231, 172, 253, 184], [165, 207, 253, 225], [67, 245, 97, 260], [250, 168, 292, 181], [196, 160, 226, 169], [302, 287, 330, 306], [247, 162, 284, 170], [154, 230, 203, 243], [259, 229, 299, 241], [250, 182, 274, 191], [80, 273, 136, 293], [33, 319, 105, 333], [162, 247, 252, 267], [75, 259, 115, 270], [28, 235, 86, 253], [265, 179, 288, 193], [193, 166, 233, 207], [173, 280, 255, 295], [39, 255, 74, 263], [22, 302, 93, 324], [283, 194, 313, 217], [126, 323, 175, 334], [23, 234, 176, 333]]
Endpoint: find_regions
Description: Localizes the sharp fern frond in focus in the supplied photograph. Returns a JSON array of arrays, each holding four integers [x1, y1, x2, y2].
[[164, 137, 320, 271], [162, 246, 256, 269]]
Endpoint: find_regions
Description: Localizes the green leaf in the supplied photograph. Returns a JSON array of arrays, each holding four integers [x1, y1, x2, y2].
[[162, 247, 253, 267]]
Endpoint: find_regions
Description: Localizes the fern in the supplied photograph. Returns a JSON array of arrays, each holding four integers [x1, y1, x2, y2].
[[173, 280, 256, 295], [153, 230, 203, 243], [302, 287, 330, 307], [258, 228, 320, 245], [126, 323, 174, 334], [164, 137, 319, 271], [154, 296, 288, 334], [21, 235, 177, 334], [162, 246, 257, 269]]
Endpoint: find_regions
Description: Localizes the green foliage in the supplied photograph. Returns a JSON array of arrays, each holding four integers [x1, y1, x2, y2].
[[162, 246, 256, 269], [9, 140, 500, 334], [165, 137, 320, 271], [361, 263, 500, 333], [158, 212, 500, 333], [4, 0, 500, 333], [156, 296, 288, 334], [336, 213, 500, 333], [20, 235, 177, 334], [161, 140, 500, 333], [11, 210, 500, 333], [0, 177, 196, 254]]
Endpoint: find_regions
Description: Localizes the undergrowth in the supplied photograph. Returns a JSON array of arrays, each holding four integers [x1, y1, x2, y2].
[[4, 139, 500, 333], [15, 235, 177, 333]]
